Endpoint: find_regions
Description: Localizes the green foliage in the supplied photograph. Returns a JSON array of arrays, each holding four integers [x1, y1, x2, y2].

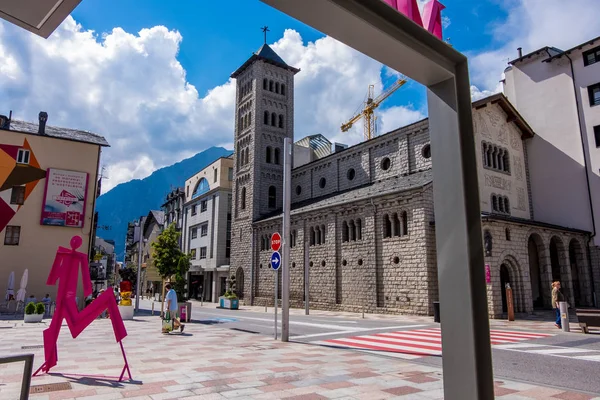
[[35, 303, 45, 314], [25, 302, 36, 315], [152, 223, 191, 301], [118, 263, 137, 283], [223, 290, 238, 300]]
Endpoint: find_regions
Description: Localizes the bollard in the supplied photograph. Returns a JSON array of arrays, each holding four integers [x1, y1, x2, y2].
[[265, 304, 268, 312], [559, 301, 570, 332], [151, 302, 154, 316], [506, 284, 515, 321]]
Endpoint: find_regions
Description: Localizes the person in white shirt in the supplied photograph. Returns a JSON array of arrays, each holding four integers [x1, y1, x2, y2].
[[164, 283, 184, 333]]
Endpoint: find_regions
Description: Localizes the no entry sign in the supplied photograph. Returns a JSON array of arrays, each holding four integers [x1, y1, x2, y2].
[[271, 232, 281, 252]]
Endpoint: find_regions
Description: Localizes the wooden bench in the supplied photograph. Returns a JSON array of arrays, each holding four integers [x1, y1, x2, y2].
[[575, 308, 600, 334]]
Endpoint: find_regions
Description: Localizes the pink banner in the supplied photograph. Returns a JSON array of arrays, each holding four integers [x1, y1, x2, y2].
[[41, 168, 89, 228], [485, 264, 491, 283]]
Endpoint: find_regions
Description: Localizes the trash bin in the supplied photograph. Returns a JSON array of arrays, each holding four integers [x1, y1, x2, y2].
[[433, 301, 440, 323]]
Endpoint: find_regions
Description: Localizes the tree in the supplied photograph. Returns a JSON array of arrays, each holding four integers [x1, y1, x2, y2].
[[118, 263, 137, 285], [151, 223, 190, 301]]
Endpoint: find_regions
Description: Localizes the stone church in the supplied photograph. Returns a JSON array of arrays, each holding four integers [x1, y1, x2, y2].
[[229, 43, 599, 318]]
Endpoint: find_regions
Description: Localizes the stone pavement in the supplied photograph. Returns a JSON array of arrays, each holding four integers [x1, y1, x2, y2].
[[1, 314, 599, 399]]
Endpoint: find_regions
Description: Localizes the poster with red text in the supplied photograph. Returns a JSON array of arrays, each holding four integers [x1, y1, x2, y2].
[[41, 169, 89, 228]]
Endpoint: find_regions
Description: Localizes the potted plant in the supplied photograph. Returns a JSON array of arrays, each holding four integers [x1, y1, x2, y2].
[[24, 302, 44, 323], [219, 275, 239, 310], [117, 266, 135, 320]]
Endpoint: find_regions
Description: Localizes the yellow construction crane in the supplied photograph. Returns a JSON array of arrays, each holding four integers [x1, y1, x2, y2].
[[341, 77, 407, 141]]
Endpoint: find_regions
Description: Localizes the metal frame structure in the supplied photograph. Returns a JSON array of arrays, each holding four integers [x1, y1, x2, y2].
[[261, 0, 494, 398], [0, 353, 34, 400]]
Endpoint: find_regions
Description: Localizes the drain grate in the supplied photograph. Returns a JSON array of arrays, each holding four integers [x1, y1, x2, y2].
[[21, 345, 44, 350], [231, 328, 259, 334], [30, 382, 72, 394]]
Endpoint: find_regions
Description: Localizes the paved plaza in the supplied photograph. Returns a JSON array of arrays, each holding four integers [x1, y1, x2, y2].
[[1, 305, 599, 400]]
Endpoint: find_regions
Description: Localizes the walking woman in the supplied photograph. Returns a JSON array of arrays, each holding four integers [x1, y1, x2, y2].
[[551, 281, 564, 329]]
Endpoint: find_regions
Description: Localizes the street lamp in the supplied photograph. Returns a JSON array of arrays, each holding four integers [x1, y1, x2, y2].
[[135, 224, 147, 312]]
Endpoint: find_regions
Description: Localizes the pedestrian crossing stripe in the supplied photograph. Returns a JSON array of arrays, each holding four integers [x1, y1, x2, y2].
[[316, 328, 553, 360]]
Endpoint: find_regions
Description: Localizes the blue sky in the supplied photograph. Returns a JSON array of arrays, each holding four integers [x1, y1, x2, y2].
[[1, 0, 598, 191]]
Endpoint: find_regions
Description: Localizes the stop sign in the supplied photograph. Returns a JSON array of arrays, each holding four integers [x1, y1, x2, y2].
[[271, 232, 281, 252]]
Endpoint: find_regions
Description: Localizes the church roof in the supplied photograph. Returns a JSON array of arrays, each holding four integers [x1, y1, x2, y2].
[[231, 44, 300, 78], [256, 169, 433, 223]]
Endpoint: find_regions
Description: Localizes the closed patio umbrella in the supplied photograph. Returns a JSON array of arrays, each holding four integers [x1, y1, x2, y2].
[[16, 269, 28, 302], [6, 271, 14, 301]]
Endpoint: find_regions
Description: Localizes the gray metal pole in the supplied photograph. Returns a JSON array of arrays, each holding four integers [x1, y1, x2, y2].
[[427, 68, 494, 400], [282, 138, 292, 342], [559, 301, 570, 332], [274, 269, 278, 340], [304, 235, 309, 315], [135, 224, 142, 312]]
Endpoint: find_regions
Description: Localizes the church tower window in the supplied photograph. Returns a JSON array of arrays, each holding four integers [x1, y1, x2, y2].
[[271, 112, 277, 126], [281, 84, 286, 95], [263, 79, 268, 90], [275, 82, 280, 93], [274, 148, 280, 165], [268, 186, 276, 209], [266, 147, 272, 163], [241, 187, 246, 209], [264, 111, 269, 125], [269, 80, 274, 92]]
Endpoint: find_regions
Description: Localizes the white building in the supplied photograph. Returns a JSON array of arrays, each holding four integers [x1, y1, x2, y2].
[[503, 37, 600, 300], [181, 156, 234, 302]]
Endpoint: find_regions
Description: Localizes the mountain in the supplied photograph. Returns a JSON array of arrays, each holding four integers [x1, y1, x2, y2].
[[96, 146, 232, 259]]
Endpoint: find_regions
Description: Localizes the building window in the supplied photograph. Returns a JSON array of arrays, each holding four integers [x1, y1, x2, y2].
[[491, 194, 511, 215], [200, 247, 207, 259], [274, 148, 280, 165], [191, 227, 198, 239], [422, 144, 431, 159], [310, 227, 315, 246], [384, 212, 407, 238], [295, 185, 301, 196], [4, 226, 20, 245], [201, 200, 207, 213], [271, 112, 277, 126], [281, 84, 286, 96], [16, 149, 30, 164], [268, 186, 276, 209], [10, 186, 25, 205], [584, 46, 600, 66], [245, 148, 250, 165], [595, 125, 600, 148], [192, 178, 210, 199], [263, 79, 268, 90], [348, 220, 356, 241], [278, 114, 284, 128], [266, 146, 272, 163], [505, 228, 511, 241], [264, 111, 269, 125], [342, 221, 349, 242], [482, 142, 510, 173], [356, 219, 362, 240], [275, 82, 280, 93], [228, 168, 234, 181], [241, 187, 246, 209], [291, 230, 297, 247], [319, 177, 326, 189], [201, 223, 208, 237], [347, 168, 355, 181], [191, 205, 197, 216], [190, 248, 197, 259], [588, 83, 600, 106], [384, 214, 392, 238], [381, 157, 391, 171], [214, 168, 218, 183], [269, 80, 274, 92]]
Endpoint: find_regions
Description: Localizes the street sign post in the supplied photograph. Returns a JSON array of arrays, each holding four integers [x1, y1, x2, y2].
[[271, 232, 281, 252], [271, 250, 281, 339]]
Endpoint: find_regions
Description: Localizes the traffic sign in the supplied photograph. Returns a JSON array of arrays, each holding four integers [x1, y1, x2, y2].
[[270, 251, 281, 270], [271, 232, 281, 252]]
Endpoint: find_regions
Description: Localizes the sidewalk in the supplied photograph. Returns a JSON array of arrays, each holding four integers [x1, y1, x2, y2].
[[0, 314, 598, 399]]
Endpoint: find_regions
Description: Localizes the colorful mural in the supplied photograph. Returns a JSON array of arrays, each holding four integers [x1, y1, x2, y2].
[[0, 139, 46, 232]]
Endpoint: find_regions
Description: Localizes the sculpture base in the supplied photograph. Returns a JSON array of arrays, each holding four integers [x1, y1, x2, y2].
[[118, 305, 134, 320]]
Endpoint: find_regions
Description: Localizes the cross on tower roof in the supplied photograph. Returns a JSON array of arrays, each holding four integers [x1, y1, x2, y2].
[[261, 26, 270, 44]]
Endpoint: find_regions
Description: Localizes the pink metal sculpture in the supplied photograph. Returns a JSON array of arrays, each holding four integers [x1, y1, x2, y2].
[[381, 0, 445, 40], [33, 236, 131, 381]]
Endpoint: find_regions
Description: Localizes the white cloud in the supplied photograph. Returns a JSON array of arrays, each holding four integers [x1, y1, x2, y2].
[[0, 19, 423, 192], [470, 0, 600, 93]]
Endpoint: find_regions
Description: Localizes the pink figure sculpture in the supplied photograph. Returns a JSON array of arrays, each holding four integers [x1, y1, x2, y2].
[[33, 236, 131, 381], [381, 0, 445, 40]]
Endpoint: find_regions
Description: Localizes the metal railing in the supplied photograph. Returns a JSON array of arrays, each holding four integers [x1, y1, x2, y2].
[[0, 353, 34, 400]]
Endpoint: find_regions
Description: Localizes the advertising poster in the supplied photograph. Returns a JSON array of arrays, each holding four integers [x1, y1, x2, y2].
[[41, 168, 89, 228]]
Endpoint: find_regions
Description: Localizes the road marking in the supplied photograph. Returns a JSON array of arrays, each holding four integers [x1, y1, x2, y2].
[[291, 325, 427, 340]]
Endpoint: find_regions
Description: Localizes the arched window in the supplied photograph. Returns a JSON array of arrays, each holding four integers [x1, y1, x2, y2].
[[491, 195, 498, 212], [248, 111, 252, 126], [192, 178, 210, 199], [393, 213, 401, 237], [310, 227, 315, 246], [274, 148, 280, 165], [321, 224, 326, 243], [238, 114, 243, 130], [237, 149, 241, 169], [245, 148, 250, 165], [268, 186, 276, 209], [349, 220, 356, 241], [316, 226, 321, 245], [260, 236, 265, 251], [356, 219, 362, 240], [492, 147, 498, 169], [263, 79, 268, 90], [384, 214, 392, 238], [281, 84, 286, 95], [505, 228, 511, 241], [498, 196, 504, 213], [342, 221, 349, 242], [503, 151, 510, 173], [266, 147, 272, 163], [504, 197, 510, 214], [278, 114, 284, 128], [401, 211, 408, 235], [275, 82, 280, 93], [271, 112, 277, 126], [264, 111, 269, 125], [269, 80, 274, 92], [241, 187, 246, 209]]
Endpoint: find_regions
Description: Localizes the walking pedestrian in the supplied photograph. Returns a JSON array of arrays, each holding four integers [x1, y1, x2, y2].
[[164, 283, 184, 333], [551, 281, 564, 329]]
